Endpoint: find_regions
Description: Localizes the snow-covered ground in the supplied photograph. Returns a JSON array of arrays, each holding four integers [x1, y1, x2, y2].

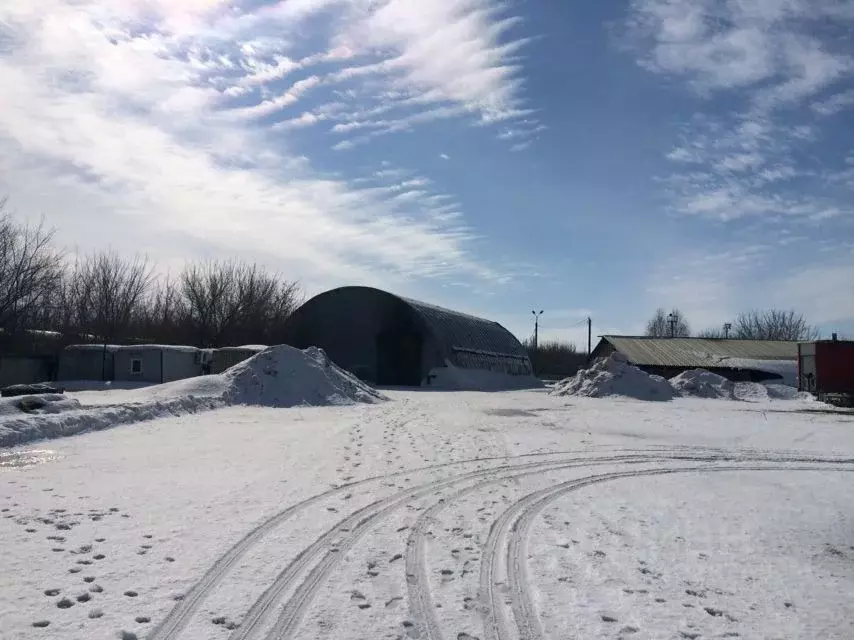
[[2, 388, 853, 640]]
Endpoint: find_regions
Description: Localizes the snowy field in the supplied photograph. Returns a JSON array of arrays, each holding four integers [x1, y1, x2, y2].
[[2, 388, 854, 640]]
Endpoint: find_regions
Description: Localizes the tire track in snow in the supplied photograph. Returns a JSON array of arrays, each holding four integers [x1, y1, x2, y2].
[[150, 448, 687, 640], [249, 453, 742, 640], [147, 451, 599, 640], [239, 456, 671, 640], [152, 447, 843, 640], [493, 462, 854, 640], [237, 452, 835, 640], [404, 456, 668, 640]]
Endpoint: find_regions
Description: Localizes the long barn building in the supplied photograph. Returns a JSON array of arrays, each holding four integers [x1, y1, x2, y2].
[[591, 336, 798, 383]]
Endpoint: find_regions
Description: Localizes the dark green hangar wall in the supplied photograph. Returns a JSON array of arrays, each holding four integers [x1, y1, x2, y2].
[[281, 286, 532, 386]]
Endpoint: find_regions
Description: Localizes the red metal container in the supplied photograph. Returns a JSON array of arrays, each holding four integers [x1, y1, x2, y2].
[[798, 339, 854, 399]]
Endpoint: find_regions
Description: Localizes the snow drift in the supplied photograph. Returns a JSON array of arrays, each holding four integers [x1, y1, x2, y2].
[[734, 382, 807, 402], [670, 369, 735, 399], [223, 346, 385, 406], [426, 362, 543, 391], [552, 353, 676, 401], [0, 346, 385, 447]]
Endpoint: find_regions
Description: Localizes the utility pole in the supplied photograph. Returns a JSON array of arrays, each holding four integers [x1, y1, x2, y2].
[[532, 310, 543, 350], [723, 322, 732, 339], [668, 312, 678, 338], [587, 317, 592, 357]]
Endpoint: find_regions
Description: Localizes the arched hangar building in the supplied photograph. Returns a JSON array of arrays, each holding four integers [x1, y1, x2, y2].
[[281, 286, 533, 386]]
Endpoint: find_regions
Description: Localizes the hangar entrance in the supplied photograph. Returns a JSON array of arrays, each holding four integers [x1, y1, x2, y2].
[[376, 330, 422, 386]]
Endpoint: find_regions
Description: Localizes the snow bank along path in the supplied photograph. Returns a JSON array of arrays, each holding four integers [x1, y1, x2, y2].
[[144, 448, 854, 640], [0, 346, 385, 447]]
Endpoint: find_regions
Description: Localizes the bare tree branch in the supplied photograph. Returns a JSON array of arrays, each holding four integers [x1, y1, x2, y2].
[[0, 206, 63, 335], [733, 310, 819, 341]]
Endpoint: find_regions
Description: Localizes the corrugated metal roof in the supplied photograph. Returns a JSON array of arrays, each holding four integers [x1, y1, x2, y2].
[[600, 336, 798, 368]]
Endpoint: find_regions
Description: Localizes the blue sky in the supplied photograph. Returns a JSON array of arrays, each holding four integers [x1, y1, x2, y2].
[[1, 0, 853, 347]]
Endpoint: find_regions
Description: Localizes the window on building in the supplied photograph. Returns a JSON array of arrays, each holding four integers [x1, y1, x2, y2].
[[131, 358, 142, 375]]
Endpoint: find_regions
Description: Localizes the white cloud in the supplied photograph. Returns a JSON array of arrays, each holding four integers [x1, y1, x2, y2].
[[813, 88, 854, 115], [626, 1, 854, 226], [236, 75, 324, 118], [204, 0, 539, 145], [0, 0, 522, 289], [628, 0, 854, 105], [440, 153, 450, 160], [273, 111, 324, 130]]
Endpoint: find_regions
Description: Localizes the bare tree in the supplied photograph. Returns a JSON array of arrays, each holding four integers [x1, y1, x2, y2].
[[135, 276, 184, 343], [0, 205, 63, 335], [179, 260, 300, 347], [733, 310, 819, 341], [645, 307, 690, 337], [71, 252, 154, 343], [523, 339, 585, 378]]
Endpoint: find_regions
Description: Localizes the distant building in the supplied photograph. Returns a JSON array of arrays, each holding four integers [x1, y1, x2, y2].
[[58, 344, 118, 382], [591, 336, 798, 382], [209, 346, 268, 374], [113, 345, 203, 384], [281, 286, 533, 386]]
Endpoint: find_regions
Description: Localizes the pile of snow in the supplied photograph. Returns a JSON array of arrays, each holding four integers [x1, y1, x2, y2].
[[107, 345, 386, 408], [427, 362, 543, 391], [1, 346, 385, 447], [552, 353, 676, 401], [733, 381, 808, 402], [223, 346, 386, 406], [670, 369, 735, 399]]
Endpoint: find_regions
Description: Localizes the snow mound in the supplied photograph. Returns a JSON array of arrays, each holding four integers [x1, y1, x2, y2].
[[765, 384, 802, 400], [670, 369, 735, 399], [1, 346, 385, 447], [734, 381, 805, 402], [223, 346, 386, 407], [0, 394, 82, 418], [552, 353, 676, 401]]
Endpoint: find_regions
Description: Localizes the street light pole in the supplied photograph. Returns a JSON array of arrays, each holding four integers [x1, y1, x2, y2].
[[532, 309, 544, 351], [668, 312, 678, 338]]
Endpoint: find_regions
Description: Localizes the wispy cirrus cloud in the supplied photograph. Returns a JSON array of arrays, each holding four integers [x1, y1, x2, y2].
[[206, 0, 541, 151], [0, 0, 536, 291], [626, 0, 854, 224]]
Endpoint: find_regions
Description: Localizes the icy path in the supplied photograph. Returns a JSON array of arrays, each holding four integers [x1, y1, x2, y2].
[[2, 390, 854, 639]]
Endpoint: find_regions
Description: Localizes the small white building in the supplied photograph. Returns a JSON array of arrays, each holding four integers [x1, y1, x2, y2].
[[113, 345, 203, 384]]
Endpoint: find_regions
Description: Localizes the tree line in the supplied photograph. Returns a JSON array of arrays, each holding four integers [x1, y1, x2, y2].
[[523, 339, 587, 378], [0, 207, 302, 352], [645, 307, 820, 341]]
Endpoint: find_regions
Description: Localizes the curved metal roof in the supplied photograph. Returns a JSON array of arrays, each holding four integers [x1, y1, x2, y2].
[[293, 286, 529, 361], [400, 296, 528, 360]]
